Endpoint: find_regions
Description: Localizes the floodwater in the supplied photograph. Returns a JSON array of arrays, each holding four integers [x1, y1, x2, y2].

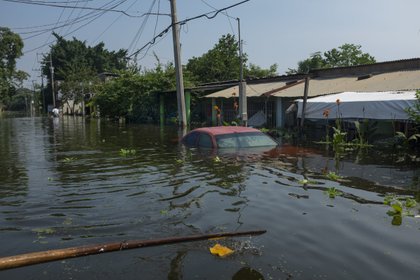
[[0, 116, 419, 280]]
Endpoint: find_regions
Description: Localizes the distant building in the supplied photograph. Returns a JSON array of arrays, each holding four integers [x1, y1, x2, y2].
[[201, 58, 420, 133]]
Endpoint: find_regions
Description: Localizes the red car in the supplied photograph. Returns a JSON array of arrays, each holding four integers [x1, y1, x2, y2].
[[181, 126, 278, 149]]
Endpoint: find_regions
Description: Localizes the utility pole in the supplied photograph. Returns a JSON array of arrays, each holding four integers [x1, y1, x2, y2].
[[237, 18, 247, 126], [169, 0, 187, 127], [41, 74, 46, 114], [49, 51, 56, 109]]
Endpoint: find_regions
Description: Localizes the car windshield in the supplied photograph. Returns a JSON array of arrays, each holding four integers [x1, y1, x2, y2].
[[215, 132, 277, 148]]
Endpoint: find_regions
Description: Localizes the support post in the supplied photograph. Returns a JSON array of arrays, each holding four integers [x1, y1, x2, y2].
[[211, 98, 216, 126], [159, 94, 165, 125], [237, 18, 247, 126], [170, 0, 187, 127], [185, 90, 191, 125], [49, 52, 56, 109], [300, 76, 310, 128]]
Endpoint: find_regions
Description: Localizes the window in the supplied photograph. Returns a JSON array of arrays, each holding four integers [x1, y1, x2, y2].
[[216, 132, 277, 148], [216, 134, 238, 148], [198, 133, 213, 148], [183, 132, 198, 147]]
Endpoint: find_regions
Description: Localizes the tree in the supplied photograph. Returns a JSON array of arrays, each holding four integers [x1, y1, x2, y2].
[[58, 63, 98, 114], [406, 90, 420, 125], [0, 27, 26, 107], [245, 63, 278, 79], [94, 61, 185, 121], [287, 44, 376, 74], [41, 33, 128, 108], [186, 34, 277, 84]]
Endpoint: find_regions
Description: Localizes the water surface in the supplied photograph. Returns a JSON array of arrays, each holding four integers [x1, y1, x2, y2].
[[0, 116, 419, 279]]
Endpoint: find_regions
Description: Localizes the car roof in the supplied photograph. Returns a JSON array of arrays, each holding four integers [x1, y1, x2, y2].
[[190, 126, 261, 136]]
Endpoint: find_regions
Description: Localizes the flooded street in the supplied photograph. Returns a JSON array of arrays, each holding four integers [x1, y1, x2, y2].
[[1, 116, 420, 279]]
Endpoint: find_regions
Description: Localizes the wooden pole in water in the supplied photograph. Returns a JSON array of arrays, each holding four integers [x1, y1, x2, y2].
[[0, 230, 266, 270]]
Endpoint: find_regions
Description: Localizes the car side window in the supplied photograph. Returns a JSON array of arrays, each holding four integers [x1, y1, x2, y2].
[[184, 132, 199, 147], [198, 133, 213, 148]]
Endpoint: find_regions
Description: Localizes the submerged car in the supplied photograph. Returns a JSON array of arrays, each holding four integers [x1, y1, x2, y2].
[[181, 126, 278, 150]]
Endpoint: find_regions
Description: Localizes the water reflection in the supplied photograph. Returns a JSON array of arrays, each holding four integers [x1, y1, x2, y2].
[[232, 267, 265, 280], [1, 116, 420, 279]]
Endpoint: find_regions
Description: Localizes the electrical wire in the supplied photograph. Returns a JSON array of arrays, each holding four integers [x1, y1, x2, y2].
[[127, 0, 157, 54], [2, 0, 153, 17], [91, 0, 139, 44], [201, 0, 236, 36], [24, 0, 127, 53], [128, 0, 250, 59], [130, 0, 162, 59], [21, 0, 125, 39]]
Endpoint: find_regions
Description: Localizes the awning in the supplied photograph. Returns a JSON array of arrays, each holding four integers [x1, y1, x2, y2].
[[204, 82, 288, 98], [273, 70, 420, 98]]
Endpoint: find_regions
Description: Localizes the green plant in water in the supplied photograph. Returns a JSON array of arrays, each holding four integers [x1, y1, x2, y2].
[[213, 156, 221, 163], [325, 187, 343, 198], [325, 171, 342, 181], [394, 131, 420, 147], [405, 197, 417, 208], [119, 148, 136, 156], [63, 157, 77, 163], [384, 194, 417, 226], [298, 178, 317, 185], [332, 127, 347, 149]]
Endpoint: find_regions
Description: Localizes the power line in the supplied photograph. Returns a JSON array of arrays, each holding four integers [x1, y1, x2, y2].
[[128, 0, 250, 59], [2, 0, 156, 17], [92, 0, 139, 44], [20, 0, 125, 38], [201, 0, 236, 36], [127, 0, 158, 53], [24, 0, 127, 53]]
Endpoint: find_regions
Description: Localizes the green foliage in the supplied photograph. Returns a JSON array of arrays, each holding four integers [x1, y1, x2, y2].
[[332, 127, 347, 150], [41, 33, 127, 107], [245, 63, 278, 79], [59, 63, 99, 114], [186, 34, 244, 83], [324, 187, 343, 198], [186, 34, 277, 83], [405, 90, 420, 124], [384, 194, 417, 226], [42, 33, 128, 81], [63, 157, 77, 163], [325, 171, 342, 181], [394, 131, 420, 148], [0, 27, 27, 106], [287, 43, 376, 74], [119, 148, 136, 156], [94, 60, 192, 121]]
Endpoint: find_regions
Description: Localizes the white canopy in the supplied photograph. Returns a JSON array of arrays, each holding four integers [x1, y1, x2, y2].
[[297, 91, 417, 120]]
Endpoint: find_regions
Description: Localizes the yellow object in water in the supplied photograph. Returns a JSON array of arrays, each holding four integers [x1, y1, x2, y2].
[[209, 244, 234, 257]]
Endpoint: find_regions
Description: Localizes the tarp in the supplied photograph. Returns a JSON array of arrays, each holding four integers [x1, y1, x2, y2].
[[297, 91, 417, 120]]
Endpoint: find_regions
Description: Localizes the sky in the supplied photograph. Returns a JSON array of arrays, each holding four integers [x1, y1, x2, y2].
[[1, 0, 420, 88]]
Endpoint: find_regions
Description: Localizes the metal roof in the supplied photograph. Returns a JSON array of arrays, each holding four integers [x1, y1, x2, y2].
[[272, 70, 420, 97], [204, 81, 288, 98], [203, 69, 420, 99]]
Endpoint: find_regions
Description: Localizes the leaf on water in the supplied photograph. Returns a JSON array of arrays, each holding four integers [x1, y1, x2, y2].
[[210, 244, 234, 257], [213, 156, 221, 163]]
